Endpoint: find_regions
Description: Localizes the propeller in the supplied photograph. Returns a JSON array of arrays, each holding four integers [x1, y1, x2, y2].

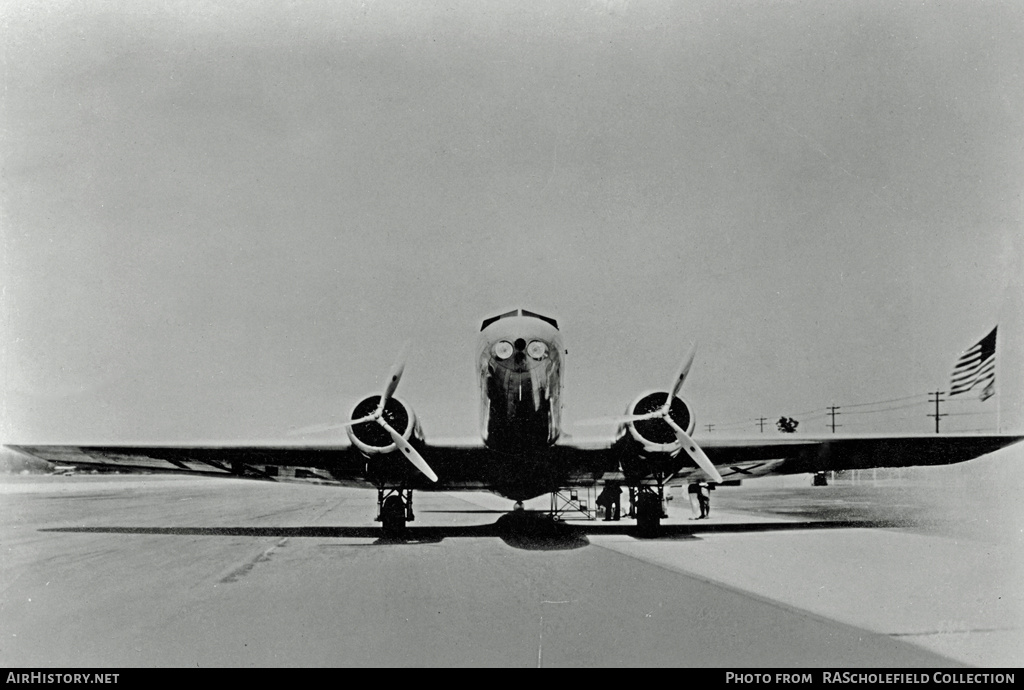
[[576, 344, 722, 484], [574, 344, 699, 428], [351, 345, 437, 482], [287, 346, 437, 483]]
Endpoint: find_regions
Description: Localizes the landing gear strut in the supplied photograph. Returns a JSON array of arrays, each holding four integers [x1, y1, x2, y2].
[[376, 487, 414, 535], [635, 485, 665, 536]]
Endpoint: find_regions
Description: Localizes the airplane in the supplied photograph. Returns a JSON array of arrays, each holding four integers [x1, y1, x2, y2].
[[9, 308, 1024, 535]]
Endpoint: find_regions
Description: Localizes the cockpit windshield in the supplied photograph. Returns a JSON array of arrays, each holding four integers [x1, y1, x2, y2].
[[480, 309, 559, 332]]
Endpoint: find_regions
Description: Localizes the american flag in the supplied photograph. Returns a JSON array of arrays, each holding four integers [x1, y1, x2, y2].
[[950, 326, 997, 400]]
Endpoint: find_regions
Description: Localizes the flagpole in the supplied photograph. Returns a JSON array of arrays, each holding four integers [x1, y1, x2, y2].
[[996, 326, 1001, 433]]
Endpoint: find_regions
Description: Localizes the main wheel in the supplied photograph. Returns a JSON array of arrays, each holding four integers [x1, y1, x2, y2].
[[635, 493, 662, 536], [381, 495, 407, 535]]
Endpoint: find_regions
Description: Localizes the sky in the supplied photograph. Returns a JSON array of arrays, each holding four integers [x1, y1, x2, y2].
[[2, 0, 1022, 444]]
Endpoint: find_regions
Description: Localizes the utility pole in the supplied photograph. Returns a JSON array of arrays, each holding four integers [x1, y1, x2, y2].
[[756, 417, 768, 433], [704, 423, 714, 433], [927, 391, 947, 433], [826, 406, 841, 433]]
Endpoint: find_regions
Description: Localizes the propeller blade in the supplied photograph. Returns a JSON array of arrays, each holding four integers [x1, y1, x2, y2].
[[288, 409, 379, 435], [379, 344, 409, 410], [287, 421, 349, 436], [378, 418, 438, 482], [343, 413, 377, 428], [664, 416, 723, 483], [663, 343, 697, 414]]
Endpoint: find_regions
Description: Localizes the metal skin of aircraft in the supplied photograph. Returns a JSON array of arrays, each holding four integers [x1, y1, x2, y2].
[[10, 308, 1024, 535]]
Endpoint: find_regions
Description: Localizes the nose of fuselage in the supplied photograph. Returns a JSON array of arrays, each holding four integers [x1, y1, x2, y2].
[[488, 336, 550, 372]]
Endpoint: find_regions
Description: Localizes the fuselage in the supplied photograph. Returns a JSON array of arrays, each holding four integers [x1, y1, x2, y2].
[[477, 310, 563, 453]]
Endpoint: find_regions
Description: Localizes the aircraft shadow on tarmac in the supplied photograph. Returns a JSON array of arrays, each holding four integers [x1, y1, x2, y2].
[[39, 513, 905, 551]]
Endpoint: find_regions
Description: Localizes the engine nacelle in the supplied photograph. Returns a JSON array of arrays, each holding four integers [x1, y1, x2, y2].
[[346, 394, 421, 457], [625, 391, 696, 455]]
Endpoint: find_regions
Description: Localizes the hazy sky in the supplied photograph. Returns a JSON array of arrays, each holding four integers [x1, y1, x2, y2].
[[3, 0, 1022, 444]]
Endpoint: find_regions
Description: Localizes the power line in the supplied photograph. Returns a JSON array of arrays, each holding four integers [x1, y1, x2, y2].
[[712, 418, 758, 428], [840, 393, 925, 409], [708, 385, 997, 433], [840, 419, 901, 428], [944, 395, 994, 404], [843, 400, 928, 415]]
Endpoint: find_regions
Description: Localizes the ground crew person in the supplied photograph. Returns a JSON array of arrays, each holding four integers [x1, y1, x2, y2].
[[597, 482, 622, 521], [697, 481, 711, 519]]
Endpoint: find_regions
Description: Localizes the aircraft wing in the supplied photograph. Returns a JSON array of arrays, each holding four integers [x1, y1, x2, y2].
[[676, 432, 1023, 483], [5, 441, 623, 493], [9, 432, 1021, 490], [8, 444, 372, 485], [560, 432, 1022, 485]]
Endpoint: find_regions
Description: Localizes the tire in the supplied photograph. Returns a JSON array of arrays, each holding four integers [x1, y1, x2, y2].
[[381, 495, 407, 535], [635, 493, 662, 536]]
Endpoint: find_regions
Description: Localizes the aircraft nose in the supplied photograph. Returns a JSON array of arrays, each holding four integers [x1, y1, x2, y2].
[[487, 336, 551, 371]]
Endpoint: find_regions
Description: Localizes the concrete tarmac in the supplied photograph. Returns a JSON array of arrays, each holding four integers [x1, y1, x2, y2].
[[1, 448, 1021, 667]]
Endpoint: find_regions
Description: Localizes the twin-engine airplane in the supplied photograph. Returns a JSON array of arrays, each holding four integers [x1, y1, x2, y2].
[[11, 309, 1024, 534]]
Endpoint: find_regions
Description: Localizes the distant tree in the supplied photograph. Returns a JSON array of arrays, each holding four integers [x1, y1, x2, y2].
[[777, 416, 799, 433]]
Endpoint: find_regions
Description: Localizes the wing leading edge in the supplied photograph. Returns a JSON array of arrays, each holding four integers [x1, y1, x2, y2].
[[9, 432, 1021, 493], [8, 441, 620, 497]]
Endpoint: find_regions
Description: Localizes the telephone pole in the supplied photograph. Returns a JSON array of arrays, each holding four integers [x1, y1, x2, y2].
[[704, 423, 715, 433], [756, 417, 768, 433], [826, 406, 841, 433], [927, 391, 947, 433]]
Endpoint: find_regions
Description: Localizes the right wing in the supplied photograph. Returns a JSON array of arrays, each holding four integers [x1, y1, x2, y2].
[[696, 432, 1023, 482], [8, 444, 369, 485]]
